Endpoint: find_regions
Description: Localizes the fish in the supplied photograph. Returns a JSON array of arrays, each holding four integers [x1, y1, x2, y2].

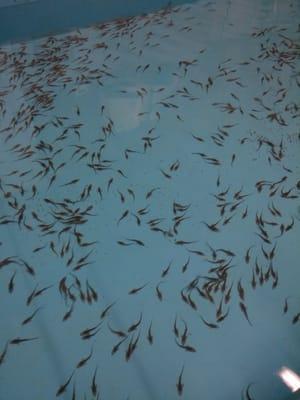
[[100, 302, 116, 319], [245, 246, 254, 264], [91, 366, 98, 396], [10, 337, 39, 345], [176, 366, 184, 396], [175, 339, 196, 353], [62, 303, 74, 322], [126, 238, 145, 246], [111, 337, 127, 355], [199, 315, 219, 329], [239, 302, 252, 326], [8, 271, 17, 293], [224, 283, 233, 304], [161, 260, 172, 278], [173, 316, 179, 338], [125, 332, 140, 361], [0, 342, 9, 365], [237, 279, 245, 301], [128, 283, 148, 295], [200, 219, 221, 232], [181, 257, 190, 273], [146, 187, 160, 199], [181, 320, 189, 345], [117, 210, 129, 225], [80, 321, 103, 339], [76, 347, 93, 368], [243, 383, 255, 400], [107, 323, 127, 338], [155, 283, 163, 301], [21, 307, 42, 325], [56, 370, 75, 397], [147, 322, 153, 345], [128, 313, 142, 332]]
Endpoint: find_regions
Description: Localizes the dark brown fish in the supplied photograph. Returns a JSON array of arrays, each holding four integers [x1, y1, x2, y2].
[[243, 383, 255, 400], [147, 322, 153, 345], [111, 337, 127, 355], [175, 339, 196, 353], [100, 302, 116, 319], [199, 315, 219, 329], [155, 282, 163, 301], [176, 366, 184, 396], [21, 307, 42, 325], [239, 302, 252, 326], [128, 283, 148, 295], [181, 257, 190, 273], [91, 366, 98, 396], [10, 337, 39, 345], [128, 313, 142, 332], [76, 347, 93, 368], [237, 279, 245, 301], [117, 210, 129, 225], [161, 260, 172, 278], [173, 316, 179, 338], [8, 271, 16, 293], [0, 342, 9, 365], [56, 370, 75, 397], [107, 323, 127, 338]]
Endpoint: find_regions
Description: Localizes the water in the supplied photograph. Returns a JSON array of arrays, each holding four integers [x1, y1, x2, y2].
[[0, 0, 299, 399]]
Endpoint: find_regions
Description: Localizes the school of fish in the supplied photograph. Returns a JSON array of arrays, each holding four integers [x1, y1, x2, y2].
[[0, 0, 300, 399]]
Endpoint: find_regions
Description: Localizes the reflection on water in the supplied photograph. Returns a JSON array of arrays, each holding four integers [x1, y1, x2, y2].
[[0, 0, 300, 399]]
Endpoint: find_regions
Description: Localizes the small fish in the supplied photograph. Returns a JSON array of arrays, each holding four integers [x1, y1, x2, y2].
[[155, 283, 163, 301], [91, 366, 98, 396], [243, 383, 255, 400], [8, 271, 16, 293], [239, 302, 252, 326], [181, 257, 190, 273], [231, 154, 236, 165], [126, 238, 145, 246], [127, 188, 135, 201], [160, 168, 171, 179], [62, 303, 74, 322], [242, 207, 248, 219], [128, 283, 148, 295], [283, 298, 289, 314], [292, 313, 300, 324], [100, 302, 116, 319], [237, 279, 245, 301], [0, 342, 9, 365], [161, 260, 172, 278], [111, 337, 127, 355], [56, 370, 75, 397], [128, 313, 142, 332], [21, 307, 42, 325], [61, 179, 80, 187], [200, 220, 220, 232], [181, 320, 189, 345], [80, 321, 103, 338], [10, 337, 39, 345], [173, 316, 179, 338], [245, 246, 254, 264], [107, 178, 113, 192], [176, 366, 184, 396], [76, 347, 93, 369], [147, 322, 153, 345], [224, 283, 233, 304], [175, 339, 196, 353], [107, 323, 127, 338], [146, 187, 160, 199], [199, 315, 219, 329]]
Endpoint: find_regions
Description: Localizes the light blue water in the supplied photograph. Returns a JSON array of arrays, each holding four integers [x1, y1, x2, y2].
[[0, 0, 300, 399]]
